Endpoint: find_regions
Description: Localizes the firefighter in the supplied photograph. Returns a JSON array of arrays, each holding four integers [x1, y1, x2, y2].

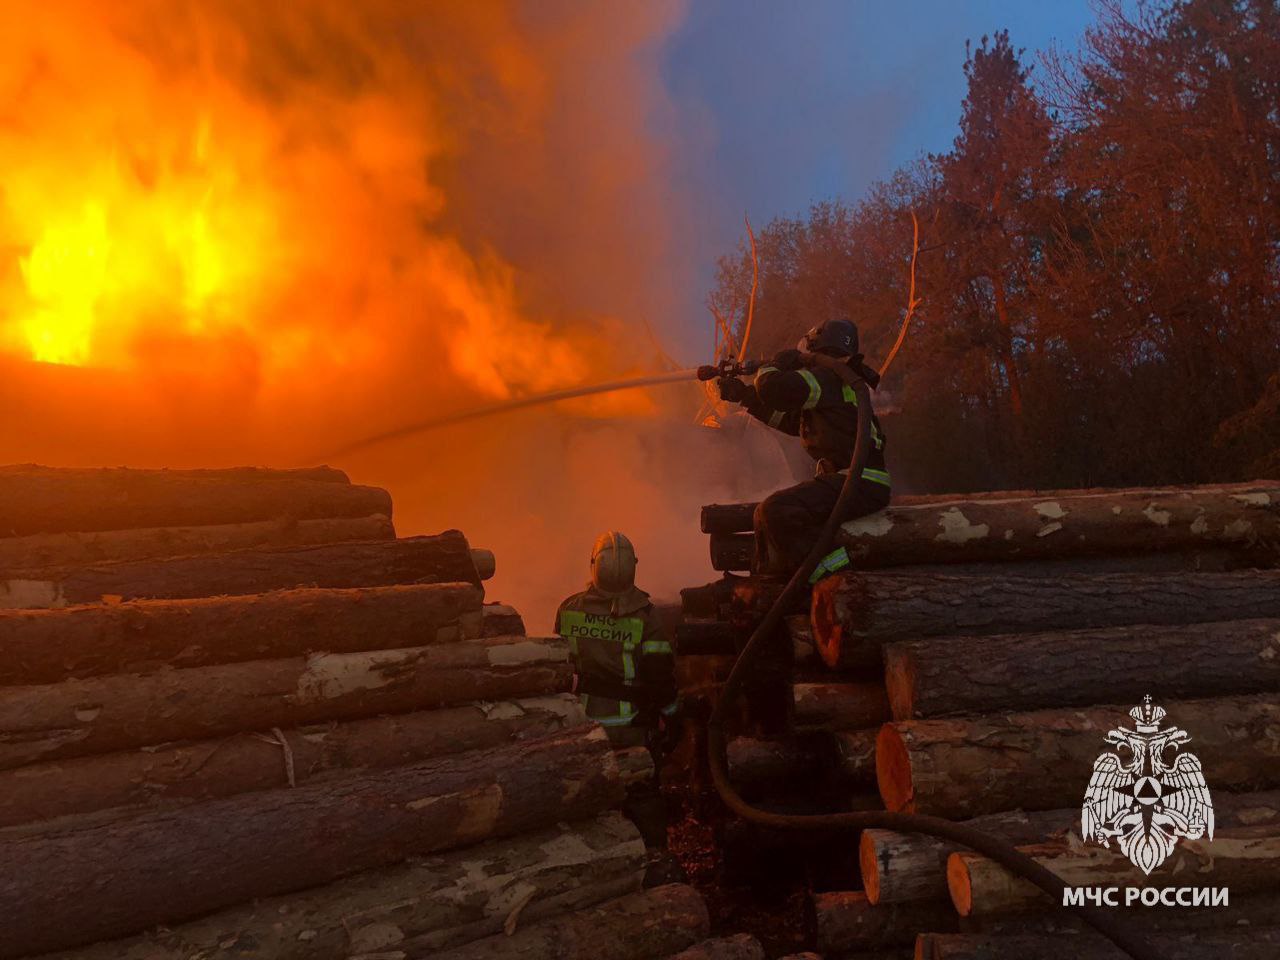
[[717, 318, 891, 578], [555, 531, 682, 878]]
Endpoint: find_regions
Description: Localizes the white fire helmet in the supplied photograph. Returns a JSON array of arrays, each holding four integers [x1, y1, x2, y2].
[[590, 531, 637, 597]]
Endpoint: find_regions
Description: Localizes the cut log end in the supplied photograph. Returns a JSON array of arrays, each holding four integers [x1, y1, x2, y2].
[[875, 724, 914, 813], [858, 830, 882, 904], [810, 588, 843, 669], [469, 549, 496, 581], [882, 646, 915, 721], [946, 852, 975, 918]]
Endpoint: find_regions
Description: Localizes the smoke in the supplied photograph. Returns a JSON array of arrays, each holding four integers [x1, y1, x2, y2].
[[0, 0, 794, 620]]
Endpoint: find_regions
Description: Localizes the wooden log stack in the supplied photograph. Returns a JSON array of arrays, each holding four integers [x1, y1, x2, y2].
[[0, 464, 714, 960], [688, 483, 1280, 954]]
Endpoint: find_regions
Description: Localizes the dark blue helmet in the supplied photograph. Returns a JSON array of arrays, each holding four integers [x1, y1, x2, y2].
[[799, 318, 859, 358]]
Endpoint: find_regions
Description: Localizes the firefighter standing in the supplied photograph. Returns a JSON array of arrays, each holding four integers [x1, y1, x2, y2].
[[555, 531, 680, 868], [717, 318, 891, 578]]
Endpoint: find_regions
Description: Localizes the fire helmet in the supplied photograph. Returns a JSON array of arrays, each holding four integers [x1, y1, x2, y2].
[[799, 318, 859, 358], [591, 531, 637, 596]]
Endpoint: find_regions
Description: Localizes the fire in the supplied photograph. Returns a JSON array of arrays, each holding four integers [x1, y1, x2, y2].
[[12, 118, 277, 367], [0, 1, 637, 402], [0, 1, 702, 626]]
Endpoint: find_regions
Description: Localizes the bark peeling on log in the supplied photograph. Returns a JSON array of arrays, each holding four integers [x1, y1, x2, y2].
[[0, 726, 623, 958], [877, 694, 1280, 818]]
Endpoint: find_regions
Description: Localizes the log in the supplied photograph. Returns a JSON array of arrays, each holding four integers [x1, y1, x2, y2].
[[915, 930, 1280, 960], [423, 883, 709, 960], [949, 825, 1280, 918], [676, 619, 740, 656], [614, 745, 656, 788], [832, 727, 879, 789], [811, 890, 958, 952], [0, 463, 351, 483], [811, 569, 1280, 668], [0, 724, 622, 958], [482, 601, 527, 637], [0, 514, 394, 573], [787, 614, 816, 664], [702, 483, 1280, 536], [710, 533, 754, 572], [0, 466, 391, 537], [701, 502, 758, 535], [0, 531, 484, 608], [0, 582, 483, 686], [0, 636, 571, 769], [47, 811, 644, 960], [884, 618, 1280, 721], [836, 484, 1280, 569], [863, 789, 1280, 905], [793, 681, 890, 731], [877, 694, 1280, 818], [727, 735, 828, 792], [861, 809, 1072, 905], [668, 934, 766, 960], [0, 695, 586, 828]]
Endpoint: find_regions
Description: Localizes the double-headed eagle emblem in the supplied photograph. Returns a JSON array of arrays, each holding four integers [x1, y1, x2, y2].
[[1081, 695, 1214, 875]]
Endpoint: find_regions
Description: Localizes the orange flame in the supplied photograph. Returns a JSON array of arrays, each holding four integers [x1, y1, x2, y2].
[[0, 1, 731, 626]]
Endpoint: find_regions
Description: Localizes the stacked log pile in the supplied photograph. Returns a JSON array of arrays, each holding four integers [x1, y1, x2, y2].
[[686, 484, 1280, 956], [0, 465, 713, 960]]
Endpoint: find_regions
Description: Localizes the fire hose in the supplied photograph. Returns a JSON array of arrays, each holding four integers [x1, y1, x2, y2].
[[317, 353, 1154, 957], [704, 359, 1158, 960]]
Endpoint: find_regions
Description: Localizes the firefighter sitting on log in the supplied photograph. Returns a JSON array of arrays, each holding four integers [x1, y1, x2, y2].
[[717, 318, 890, 578], [555, 531, 681, 877]]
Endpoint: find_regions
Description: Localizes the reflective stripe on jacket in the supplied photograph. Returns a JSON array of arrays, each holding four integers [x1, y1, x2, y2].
[[554, 586, 676, 736]]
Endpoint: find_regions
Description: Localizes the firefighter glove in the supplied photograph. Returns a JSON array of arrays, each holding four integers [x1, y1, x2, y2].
[[772, 348, 804, 370], [717, 376, 748, 404]]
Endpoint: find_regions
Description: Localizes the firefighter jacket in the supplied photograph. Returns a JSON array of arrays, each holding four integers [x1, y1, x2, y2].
[[741, 363, 890, 489], [555, 584, 677, 745]]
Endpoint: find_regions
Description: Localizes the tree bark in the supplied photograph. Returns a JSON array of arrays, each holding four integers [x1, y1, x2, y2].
[[876, 694, 1280, 818], [0, 582, 483, 686], [832, 728, 879, 789], [667, 934, 766, 960], [0, 636, 571, 769], [948, 826, 1280, 918], [483, 602, 527, 637], [0, 531, 484, 609], [860, 809, 1072, 905], [788, 614, 817, 664], [834, 485, 1280, 569], [710, 533, 754, 572], [793, 681, 890, 731], [0, 724, 623, 958], [727, 735, 828, 793], [915, 929, 1280, 960], [422, 883, 710, 960], [811, 890, 958, 952], [884, 618, 1280, 720], [613, 745, 656, 788], [860, 790, 1280, 904], [700, 484, 1278, 536], [0, 694, 586, 828], [0, 464, 351, 484], [46, 811, 644, 960], [811, 570, 1280, 668], [0, 514, 393, 574], [0, 467, 391, 537]]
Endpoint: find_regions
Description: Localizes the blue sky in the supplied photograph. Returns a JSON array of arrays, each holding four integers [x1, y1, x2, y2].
[[657, 0, 1096, 347]]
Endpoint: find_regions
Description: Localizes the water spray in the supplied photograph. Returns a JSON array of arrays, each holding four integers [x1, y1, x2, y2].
[[320, 360, 758, 460]]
